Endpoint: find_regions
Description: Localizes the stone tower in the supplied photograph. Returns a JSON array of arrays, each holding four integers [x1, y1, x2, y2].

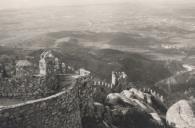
[[39, 50, 59, 90], [54, 57, 60, 73], [112, 71, 117, 85], [111, 71, 128, 92], [39, 50, 55, 76], [39, 58, 46, 76]]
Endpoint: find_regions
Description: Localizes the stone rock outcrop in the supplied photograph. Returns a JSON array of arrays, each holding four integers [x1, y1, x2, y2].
[[83, 102, 167, 128], [82, 88, 171, 128], [106, 88, 167, 116], [166, 99, 195, 128], [106, 88, 169, 125]]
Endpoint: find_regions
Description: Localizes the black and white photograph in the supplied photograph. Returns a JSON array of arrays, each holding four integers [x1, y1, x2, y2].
[[0, 0, 195, 128]]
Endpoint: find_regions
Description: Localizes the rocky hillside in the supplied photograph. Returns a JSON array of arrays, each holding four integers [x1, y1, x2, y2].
[[155, 71, 195, 106], [82, 87, 173, 128], [1, 30, 186, 86]]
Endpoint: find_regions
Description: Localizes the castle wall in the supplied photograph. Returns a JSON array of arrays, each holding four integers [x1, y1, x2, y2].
[[0, 78, 82, 128], [0, 76, 55, 100], [92, 81, 113, 103], [77, 77, 94, 118]]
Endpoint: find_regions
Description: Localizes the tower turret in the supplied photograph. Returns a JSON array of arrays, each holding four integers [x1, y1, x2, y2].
[[39, 50, 55, 76], [112, 71, 117, 85]]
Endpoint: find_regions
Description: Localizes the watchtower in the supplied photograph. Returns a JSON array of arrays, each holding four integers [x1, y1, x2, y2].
[[39, 50, 55, 76], [111, 71, 128, 92]]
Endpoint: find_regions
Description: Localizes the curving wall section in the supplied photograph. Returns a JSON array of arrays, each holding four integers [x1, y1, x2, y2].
[[0, 76, 55, 100], [0, 76, 82, 128]]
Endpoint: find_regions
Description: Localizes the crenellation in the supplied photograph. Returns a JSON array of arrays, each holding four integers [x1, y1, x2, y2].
[[98, 81, 101, 85], [93, 81, 97, 85], [138, 87, 165, 103], [145, 88, 165, 103], [105, 83, 108, 87], [92, 80, 113, 89]]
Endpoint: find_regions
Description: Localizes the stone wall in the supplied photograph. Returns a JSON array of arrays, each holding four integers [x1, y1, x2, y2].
[[77, 76, 95, 118], [0, 77, 82, 128], [0, 76, 57, 100]]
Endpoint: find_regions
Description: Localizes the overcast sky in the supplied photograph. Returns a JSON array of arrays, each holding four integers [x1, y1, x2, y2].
[[0, 0, 193, 10]]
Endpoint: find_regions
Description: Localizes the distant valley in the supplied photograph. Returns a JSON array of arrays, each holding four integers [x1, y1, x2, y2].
[[0, 2, 195, 128], [0, 3, 195, 64]]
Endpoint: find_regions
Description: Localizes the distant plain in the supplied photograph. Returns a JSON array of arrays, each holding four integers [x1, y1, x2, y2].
[[0, 2, 195, 63]]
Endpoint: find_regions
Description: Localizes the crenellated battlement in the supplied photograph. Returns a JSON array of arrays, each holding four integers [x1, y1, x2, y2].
[[92, 80, 113, 89], [112, 71, 127, 85], [141, 88, 165, 103]]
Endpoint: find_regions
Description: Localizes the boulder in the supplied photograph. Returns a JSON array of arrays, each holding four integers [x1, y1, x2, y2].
[[166, 100, 195, 128], [129, 88, 145, 100], [106, 93, 136, 107], [106, 93, 123, 106], [121, 90, 133, 98], [111, 106, 162, 128]]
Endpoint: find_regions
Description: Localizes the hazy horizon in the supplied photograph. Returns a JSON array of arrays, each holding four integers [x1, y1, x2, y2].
[[0, 0, 194, 10]]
